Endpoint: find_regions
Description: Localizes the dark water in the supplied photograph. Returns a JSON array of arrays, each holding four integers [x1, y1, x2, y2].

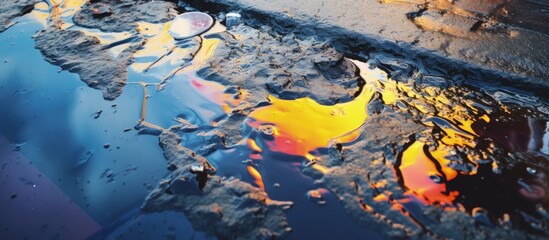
[[0, 15, 199, 239]]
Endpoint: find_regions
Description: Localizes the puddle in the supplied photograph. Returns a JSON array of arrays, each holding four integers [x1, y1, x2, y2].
[[1, 1, 548, 239]]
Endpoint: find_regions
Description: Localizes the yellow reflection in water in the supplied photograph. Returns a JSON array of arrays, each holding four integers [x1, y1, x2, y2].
[[31, 0, 87, 28], [132, 22, 176, 73], [246, 67, 380, 170]]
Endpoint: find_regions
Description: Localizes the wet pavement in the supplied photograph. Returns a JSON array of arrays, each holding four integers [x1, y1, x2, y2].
[[0, 0, 548, 239]]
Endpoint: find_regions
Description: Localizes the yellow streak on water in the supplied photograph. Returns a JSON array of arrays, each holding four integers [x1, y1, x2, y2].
[[184, 37, 222, 72], [247, 165, 265, 191], [132, 22, 176, 73], [31, 0, 87, 28]]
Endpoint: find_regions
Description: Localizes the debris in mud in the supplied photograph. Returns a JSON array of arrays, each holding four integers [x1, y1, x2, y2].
[[77, 151, 94, 166], [0, 0, 40, 32], [92, 110, 103, 119], [225, 12, 241, 29], [190, 163, 205, 173], [100, 168, 116, 183]]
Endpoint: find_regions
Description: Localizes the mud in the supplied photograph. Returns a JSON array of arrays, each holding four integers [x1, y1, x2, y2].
[[72, 0, 178, 32], [143, 129, 292, 240], [198, 25, 362, 105], [318, 113, 528, 239], [34, 28, 142, 100], [0, 0, 40, 32], [187, 0, 549, 82]]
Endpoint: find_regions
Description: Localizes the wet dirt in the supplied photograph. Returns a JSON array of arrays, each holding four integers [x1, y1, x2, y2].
[[72, 0, 178, 32], [186, 0, 549, 82], [197, 25, 363, 105], [0, 0, 40, 32], [34, 28, 142, 100], [0, 0, 548, 239]]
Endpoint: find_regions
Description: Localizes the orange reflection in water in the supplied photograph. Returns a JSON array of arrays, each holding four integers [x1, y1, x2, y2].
[[397, 141, 459, 205], [246, 84, 376, 168], [190, 78, 245, 115], [395, 115, 489, 205], [247, 165, 265, 192]]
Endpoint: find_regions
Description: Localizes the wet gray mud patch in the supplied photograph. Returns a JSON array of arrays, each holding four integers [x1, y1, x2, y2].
[[34, 28, 142, 100], [198, 26, 362, 105], [319, 62, 548, 238], [72, 0, 178, 32], [143, 129, 292, 240], [0, 0, 40, 32]]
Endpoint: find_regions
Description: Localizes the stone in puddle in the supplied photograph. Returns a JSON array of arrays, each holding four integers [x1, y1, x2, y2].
[[169, 12, 214, 40], [225, 12, 241, 29], [190, 163, 205, 173]]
